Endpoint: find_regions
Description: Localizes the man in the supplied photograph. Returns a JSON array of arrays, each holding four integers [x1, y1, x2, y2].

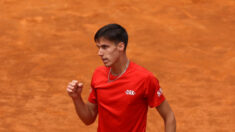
[[67, 24, 176, 132]]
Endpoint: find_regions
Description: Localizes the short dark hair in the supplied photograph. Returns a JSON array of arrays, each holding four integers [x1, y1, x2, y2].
[[94, 24, 128, 51]]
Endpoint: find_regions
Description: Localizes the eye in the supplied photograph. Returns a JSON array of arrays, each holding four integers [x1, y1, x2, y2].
[[101, 45, 109, 49]]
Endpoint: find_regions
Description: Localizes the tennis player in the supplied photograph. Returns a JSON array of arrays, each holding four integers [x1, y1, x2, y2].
[[67, 24, 176, 132]]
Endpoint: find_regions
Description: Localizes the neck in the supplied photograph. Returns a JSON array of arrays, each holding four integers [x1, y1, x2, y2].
[[111, 55, 129, 75]]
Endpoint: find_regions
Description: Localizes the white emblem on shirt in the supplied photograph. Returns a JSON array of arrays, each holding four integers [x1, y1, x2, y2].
[[157, 88, 163, 97], [125, 90, 136, 95]]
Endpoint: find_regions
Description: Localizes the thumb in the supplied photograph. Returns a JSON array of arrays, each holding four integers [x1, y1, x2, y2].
[[78, 83, 83, 88]]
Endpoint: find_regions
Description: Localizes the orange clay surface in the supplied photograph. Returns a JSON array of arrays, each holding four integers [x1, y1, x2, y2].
[[0, 0, 234, 132]]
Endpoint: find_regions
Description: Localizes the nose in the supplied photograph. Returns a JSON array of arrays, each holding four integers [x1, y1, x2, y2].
[[98, 48, 103, 56]]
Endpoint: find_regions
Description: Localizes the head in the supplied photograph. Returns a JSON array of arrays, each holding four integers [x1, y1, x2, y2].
[[94, 24, 128, 67]]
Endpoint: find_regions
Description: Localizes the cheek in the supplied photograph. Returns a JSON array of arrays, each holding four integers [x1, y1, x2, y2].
[[111, 50, 120, 60], [107, 48, 119, 58]]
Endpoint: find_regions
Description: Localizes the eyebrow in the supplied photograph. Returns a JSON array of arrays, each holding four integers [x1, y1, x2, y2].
[[96, 43, 109, 47]]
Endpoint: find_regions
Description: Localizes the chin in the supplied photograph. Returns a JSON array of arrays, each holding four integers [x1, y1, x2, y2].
[[104, 62, 112, 67], [104, 64, 111, 67]]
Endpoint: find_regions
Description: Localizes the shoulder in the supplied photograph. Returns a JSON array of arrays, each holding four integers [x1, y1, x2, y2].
[[91, 66, 108, 86], [92, 65, 108, 78], [94, 65, 107, 72], [130, 62, 157, 80]]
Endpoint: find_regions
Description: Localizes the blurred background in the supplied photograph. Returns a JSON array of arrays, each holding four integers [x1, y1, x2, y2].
[[0, 0, 234, 131]]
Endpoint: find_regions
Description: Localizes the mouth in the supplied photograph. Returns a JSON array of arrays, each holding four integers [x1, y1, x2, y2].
[[102, 58, 108, 63]]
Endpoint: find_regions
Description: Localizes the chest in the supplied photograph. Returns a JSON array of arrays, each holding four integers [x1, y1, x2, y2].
[[95, 79, 146, 107]]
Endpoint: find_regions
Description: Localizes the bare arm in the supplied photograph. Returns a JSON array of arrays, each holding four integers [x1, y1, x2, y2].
[[72, 96, 98, 125], [156, 100, 176, 132], [67, 80, 98, 125]]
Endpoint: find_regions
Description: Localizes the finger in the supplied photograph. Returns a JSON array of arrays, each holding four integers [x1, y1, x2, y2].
[[78, 83, 83, 87], [67, 88, 73, 92], [70, 82, 76, 86], [68, 85, 77, 90], [67, 86, 74, 90], [69, 81, 78, 86], [72, 82, 78, 86], [72, 80, 78, 84], [68, 83, 76, 87]]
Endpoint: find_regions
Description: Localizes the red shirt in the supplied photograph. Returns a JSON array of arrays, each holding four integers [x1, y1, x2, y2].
[[88, 61, 165, 132]]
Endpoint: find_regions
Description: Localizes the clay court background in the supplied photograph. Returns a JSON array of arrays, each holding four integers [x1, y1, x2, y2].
[[0, 0, 235, 132]]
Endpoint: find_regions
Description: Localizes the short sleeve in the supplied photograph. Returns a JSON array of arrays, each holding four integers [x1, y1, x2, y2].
[[88, 87, 97, 104], [88, 76, 97, 104], [144, 75, 165, 108]]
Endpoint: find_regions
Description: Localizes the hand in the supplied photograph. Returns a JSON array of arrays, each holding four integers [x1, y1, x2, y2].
[[67, 80, 83, 99]]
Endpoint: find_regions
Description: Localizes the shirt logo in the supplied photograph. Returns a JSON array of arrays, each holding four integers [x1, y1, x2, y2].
[[125, 90, 136, 95], [157, 88, 163, 97]]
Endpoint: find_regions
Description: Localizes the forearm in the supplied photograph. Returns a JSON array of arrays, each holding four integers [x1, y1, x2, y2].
[[164, 112, 176, 132], [72, 96, 96, 125]]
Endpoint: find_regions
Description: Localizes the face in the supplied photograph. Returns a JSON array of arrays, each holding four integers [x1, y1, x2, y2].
[[96, 38, 124, 67]]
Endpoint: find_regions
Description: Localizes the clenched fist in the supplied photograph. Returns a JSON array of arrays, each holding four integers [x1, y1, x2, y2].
[[67, 80, 83, 99]]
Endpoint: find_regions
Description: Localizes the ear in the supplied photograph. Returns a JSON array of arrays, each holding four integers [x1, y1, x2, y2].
[[117, 42, 125, 51]]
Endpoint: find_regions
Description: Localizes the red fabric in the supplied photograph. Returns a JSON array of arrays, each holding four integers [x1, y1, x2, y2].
[[88, 61, 165, 132]]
